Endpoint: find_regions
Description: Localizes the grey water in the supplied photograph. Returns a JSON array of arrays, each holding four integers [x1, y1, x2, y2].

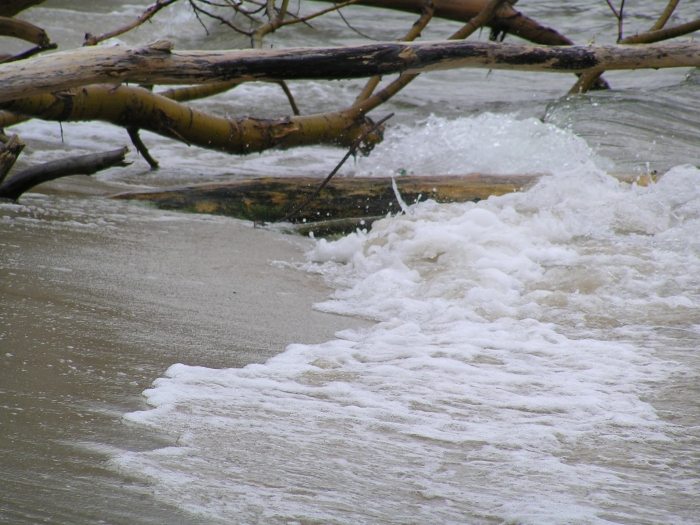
[[1, 1, 699, 524]]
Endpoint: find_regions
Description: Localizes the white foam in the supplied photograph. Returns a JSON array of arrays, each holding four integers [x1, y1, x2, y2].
[[351, 113, 614, 177], [115, 116, 700, 524]]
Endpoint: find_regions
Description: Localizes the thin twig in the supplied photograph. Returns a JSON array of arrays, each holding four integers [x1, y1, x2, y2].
[[189, 0, 253, 36], [570, 1, 696, 94], [605, 0, 626, 42], [84, 0, 180, 45], [351, 0, 510, 116], [336, 6, 377, 40], [0, 42, 57, 64], [274, 0, 361, 31], [276, 113, 393, 224], [127, 127, 159, 169], [275, 81, 300, 115], [623, 18, 700, 44]]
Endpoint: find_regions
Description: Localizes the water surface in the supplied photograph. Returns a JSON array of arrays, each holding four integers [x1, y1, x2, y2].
[[2, 1, 699, 524]]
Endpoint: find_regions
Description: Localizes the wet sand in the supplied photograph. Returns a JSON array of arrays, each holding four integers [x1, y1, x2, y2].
[[0, 177, 366, 524]]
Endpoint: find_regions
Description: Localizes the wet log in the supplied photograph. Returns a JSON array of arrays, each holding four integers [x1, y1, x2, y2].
[[113, 174, 540, 234], [0, 147, 129, 201], [1, 84, 382, 155], [0, 40, 698, 103]]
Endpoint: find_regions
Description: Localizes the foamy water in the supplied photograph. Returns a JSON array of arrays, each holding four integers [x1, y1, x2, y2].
[[115, 116, 700, 524]]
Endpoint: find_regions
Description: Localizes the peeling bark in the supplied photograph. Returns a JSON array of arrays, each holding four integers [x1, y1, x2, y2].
[[0, 40, 697, 103]]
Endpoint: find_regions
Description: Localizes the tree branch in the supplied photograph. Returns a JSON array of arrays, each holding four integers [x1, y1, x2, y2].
[[84, 0, 181, 46], [650, 0, 680, 32], [1, 84, 383, 155], [0, 134, 24, 185], [0, 147, 129, 201], [2, 40, 698, 103]]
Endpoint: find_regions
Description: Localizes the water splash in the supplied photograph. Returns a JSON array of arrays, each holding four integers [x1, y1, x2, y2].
[[115, 116, 700, 524]]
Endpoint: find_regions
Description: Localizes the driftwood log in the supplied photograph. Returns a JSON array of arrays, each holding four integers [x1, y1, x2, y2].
[[0, 147, 129, 201], [114, 174, 540, 235], [0, 40, 698, 103], [113, 172, 657, 235]]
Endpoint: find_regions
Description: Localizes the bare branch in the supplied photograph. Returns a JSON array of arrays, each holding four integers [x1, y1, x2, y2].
[[623, 18, 700, 44], [352, 0, 512, 116], [569, 5, 699, 94], [0, 147, 130, 201], [84, 0, 181, 46], [605, 0, 626, 42], [277, 112, 393, 223], [355, 0, 435, 103], [127, 127, 159, 169], [650, 0, 680, 31]]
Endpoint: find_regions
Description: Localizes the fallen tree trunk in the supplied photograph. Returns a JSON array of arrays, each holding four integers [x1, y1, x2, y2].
[[0, 147, 129, 201], [113, 173, 540, 234], [1, 40, 698, 103], [313, 0, 575, 45]]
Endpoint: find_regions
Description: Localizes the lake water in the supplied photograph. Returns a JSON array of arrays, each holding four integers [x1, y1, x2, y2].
[[1, 1, 699, 524]]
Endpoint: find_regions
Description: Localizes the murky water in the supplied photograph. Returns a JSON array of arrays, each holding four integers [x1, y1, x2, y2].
[[2, 1, 699, 524]]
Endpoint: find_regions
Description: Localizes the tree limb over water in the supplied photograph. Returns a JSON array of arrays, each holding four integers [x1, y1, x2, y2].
[[0, 0, 696, 205], [0, 40, 698, 104]]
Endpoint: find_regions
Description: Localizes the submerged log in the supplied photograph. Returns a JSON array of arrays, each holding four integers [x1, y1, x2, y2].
[[113, 174, 540, 234]]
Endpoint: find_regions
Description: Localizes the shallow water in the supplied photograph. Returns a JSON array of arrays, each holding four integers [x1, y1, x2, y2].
[[2, 1, 700, 524]]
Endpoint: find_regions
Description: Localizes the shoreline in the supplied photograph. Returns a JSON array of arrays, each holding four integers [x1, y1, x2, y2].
[[0, 179, 368, 524]]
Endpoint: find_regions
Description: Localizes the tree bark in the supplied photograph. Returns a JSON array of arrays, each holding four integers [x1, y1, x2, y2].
[[1, 84, 383, 155], [113, 171, 657, 235], [314, 0, 575, 45], [0, 0, 46, 17], [0, 16, 51, 46], [1, 40, 698, 103], [0, 147, 129, 201], [113, 173, 539, 225]]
